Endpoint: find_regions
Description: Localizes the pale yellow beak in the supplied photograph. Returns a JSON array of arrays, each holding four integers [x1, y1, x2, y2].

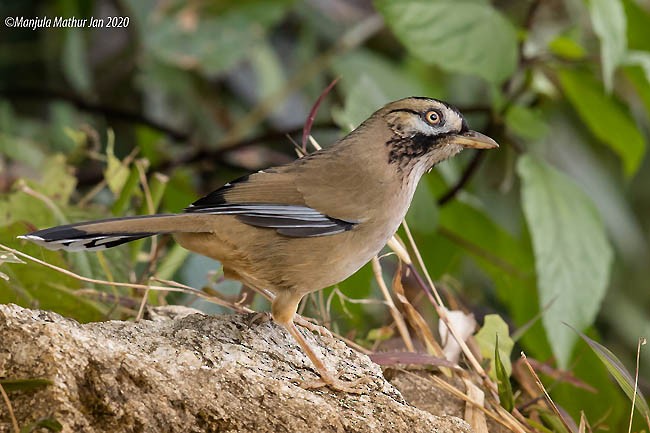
[[450, 130, 499, 149]]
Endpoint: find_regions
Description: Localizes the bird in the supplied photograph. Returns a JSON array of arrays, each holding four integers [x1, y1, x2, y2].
[[18, 97, 498, 392]]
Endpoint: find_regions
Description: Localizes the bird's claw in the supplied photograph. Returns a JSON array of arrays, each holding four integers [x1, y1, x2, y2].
[[247, 311, 272, 327], [293, 315, 333, 339]]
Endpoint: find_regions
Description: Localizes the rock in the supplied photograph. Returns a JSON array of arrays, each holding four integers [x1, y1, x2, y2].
[[0, 304, 471, 433], [389, 370, 510, 433]]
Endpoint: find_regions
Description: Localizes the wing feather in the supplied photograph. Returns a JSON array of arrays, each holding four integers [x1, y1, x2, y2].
[[184, 170, 357, 237]]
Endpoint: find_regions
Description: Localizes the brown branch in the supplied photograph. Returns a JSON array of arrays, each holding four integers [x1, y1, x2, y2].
[[0, 88, 189, 141], [436, 151, 486, 206]]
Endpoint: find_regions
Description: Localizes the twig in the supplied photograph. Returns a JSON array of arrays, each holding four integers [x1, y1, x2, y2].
[[371, 256, 415, 352], [325, 286, 384, 321], [521, 352, 577, 433], [402, 223, 443, 304], [0, 382, 19, 433], [391, 261, 445, 359], [629, 337, 648, 433], [399, 221, 493, 389], [302, 77, 339, 152], [437, 152, 486, 206], [0, 88, 188, 141], [0, 243, 247, 313], [217, 15, 383, 148], [414, 371, 529, 433], [438, 227, 526, 278], [136, 287, 150, 321]]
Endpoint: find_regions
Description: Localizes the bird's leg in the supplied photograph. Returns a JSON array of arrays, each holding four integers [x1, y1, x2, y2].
[[272, 291, 372, 393], [245, 284, 332, 338], [292, 315, 333, 339], [242, 285, 275, 326]]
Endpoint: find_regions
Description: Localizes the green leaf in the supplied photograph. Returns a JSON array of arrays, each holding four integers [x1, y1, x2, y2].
[[571, 327, 650, 422], [333, 74, 390, 130], [495, 335, 514, 412], [111, 165, 141, 216], [623, 0, 650, 51], [548, 35, 586, 60], [0, 378, 52, 392], [251, 42, 286, 101], [558, 68, 645, 176], [104, 132, 130, 196], [155, 243, 190, 281], [504, 105, 549, 141], [624, 65, 650, 117], [332, 50, 436, 103], [436, 197, 550, 360], [474, 314, 514, 381], [375, 0, 518, 83], [62, 29, 92, 95], [405, 180, 438, 235], [589, 0, 627, 92], [20, 418, 62, 433], [625, 50, 650, 85], [1, 223, 107, 323], [517, 155, 613, 368], [131, 0, 291, 75]]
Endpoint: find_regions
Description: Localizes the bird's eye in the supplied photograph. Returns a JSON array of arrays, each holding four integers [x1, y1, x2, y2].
[[424, 110, 442, 125]]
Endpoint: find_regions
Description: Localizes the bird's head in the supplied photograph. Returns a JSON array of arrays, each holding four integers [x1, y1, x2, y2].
[[378, 97, 498, 175]]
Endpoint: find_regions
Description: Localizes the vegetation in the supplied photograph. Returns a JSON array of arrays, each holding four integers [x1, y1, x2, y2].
[[1, 0, 649, 431]]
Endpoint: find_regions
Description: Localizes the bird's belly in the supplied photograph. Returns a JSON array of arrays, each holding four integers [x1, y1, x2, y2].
[[173, 214, 402, 295]]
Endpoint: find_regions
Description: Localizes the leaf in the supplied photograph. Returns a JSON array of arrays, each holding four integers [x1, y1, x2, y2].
[[332, 74, 389, 130], [474, 314, 514, 381], [589, 0, 627, 92], [130, 0, 291, 75], [558, 68, 646, 176], [624, 65, 650, 118], [104, 132, 130, 196], [548, 35, 586, 61], [505, 105, 549, 141], [623, 0, 650, 51], [625, 50, 650, 85], [29, 154, 77, 205], [495, 335, 514, 412], [332, 50, 436, 102], [406, 180, 438, 235], [517, 155, 613, 368], [62, 29, 92, 95], [571, 326, 650, 422], [20, 418, 62, 433], [375, 0, 518, 83], [1, 223, 107, 323], [0, 252, 25, 264], [0, 378, 52, 392], [435, 197, 550, 360]]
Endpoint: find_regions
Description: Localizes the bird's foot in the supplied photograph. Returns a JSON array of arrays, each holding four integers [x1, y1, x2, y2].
[[247, 311, 272, 327], [298, 373, 374, 394], [293, 315, 333, 339]]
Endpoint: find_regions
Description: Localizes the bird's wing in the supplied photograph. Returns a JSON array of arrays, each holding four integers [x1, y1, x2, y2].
[[184, 170, 358, 238]]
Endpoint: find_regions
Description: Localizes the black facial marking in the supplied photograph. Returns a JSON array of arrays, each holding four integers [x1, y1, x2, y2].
[[386, 130, 461, 173], [386, 133, 432, 170], [460, 118, 469, 133], [387, 108, 420, 116]]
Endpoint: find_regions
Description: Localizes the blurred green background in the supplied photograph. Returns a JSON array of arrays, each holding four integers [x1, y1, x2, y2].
[[1, 0, 649, 430]]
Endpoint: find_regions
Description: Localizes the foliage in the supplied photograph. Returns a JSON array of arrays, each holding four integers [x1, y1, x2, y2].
[[1, 0, 649, 431]]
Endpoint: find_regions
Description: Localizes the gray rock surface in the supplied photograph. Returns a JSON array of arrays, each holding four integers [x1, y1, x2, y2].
[[0, 304, 471, 433]]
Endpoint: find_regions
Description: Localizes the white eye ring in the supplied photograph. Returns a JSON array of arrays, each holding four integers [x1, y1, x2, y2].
[[425, 110, 442, 125]]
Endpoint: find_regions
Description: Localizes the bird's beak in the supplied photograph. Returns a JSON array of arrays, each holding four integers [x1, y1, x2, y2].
[[450, 130, 499, 149]]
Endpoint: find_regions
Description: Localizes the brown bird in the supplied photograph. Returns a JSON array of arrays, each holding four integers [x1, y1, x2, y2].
[[19, 97, 498, 392]]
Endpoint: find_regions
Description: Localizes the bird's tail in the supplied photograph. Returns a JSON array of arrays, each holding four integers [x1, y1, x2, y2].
[[18, 214, 208, 252]]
